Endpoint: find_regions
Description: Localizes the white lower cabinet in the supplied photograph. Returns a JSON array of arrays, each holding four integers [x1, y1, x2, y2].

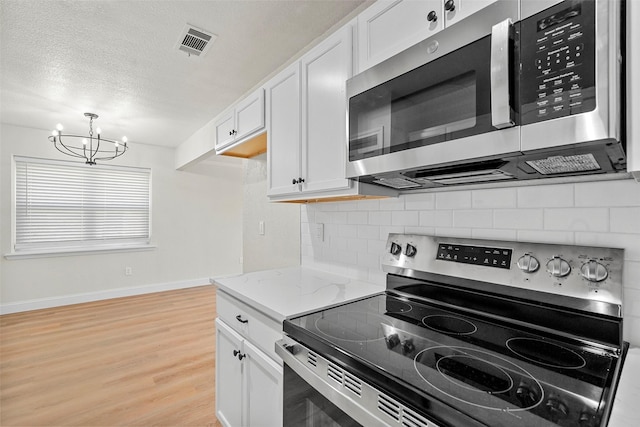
[[215, 290, 283, 427]]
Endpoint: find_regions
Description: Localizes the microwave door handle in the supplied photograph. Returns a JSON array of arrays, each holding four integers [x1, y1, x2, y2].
[[490, 18, 515, 129]]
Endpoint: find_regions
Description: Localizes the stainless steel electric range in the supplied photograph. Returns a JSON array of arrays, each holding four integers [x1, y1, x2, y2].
[[276, 234, 628, 427]]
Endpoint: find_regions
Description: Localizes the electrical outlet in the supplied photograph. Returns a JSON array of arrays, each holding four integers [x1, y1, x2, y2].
[[125, 266, 132, 276], [316, 223, 324, 241]]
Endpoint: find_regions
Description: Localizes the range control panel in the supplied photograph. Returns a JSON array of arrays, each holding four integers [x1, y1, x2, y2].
[[382, 234, 624, 316], [436, 243, 513, 269], [520, 0, 596, 124]]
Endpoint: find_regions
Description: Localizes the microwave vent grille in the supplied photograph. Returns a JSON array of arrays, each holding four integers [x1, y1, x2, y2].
[[373, 177, 421, 189], [526, 154, 601, 175]]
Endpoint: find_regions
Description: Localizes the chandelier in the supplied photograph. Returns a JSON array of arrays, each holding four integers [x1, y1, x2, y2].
[[49, 112, 128, 165]]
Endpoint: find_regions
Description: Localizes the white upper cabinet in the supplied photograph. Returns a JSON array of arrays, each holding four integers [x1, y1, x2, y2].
[[215, 88, 265, 153], [357, 0, 443, 72], [444, 0, 498, 27], [300, 25, 353, 195], [266, 62, 302, 197], [267, 26, 355, 200], [357, 0, 498, 73]]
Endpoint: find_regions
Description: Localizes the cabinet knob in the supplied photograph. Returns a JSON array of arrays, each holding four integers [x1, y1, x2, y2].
[[292, 177, 305, 185], [233, 349, 246, 360], [232, 129, 237, 135], [292, 178, 298, 185], [427, 11, 438, 22], [444, 0, 456, 12]]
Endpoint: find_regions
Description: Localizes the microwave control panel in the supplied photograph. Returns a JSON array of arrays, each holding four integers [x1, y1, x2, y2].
[[520, 0, 596, 125]]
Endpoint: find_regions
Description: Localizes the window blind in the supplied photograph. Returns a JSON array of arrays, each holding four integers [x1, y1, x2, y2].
[[14, 156, 151, 252]]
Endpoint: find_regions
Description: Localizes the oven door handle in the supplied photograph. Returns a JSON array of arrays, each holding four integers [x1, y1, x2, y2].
[[490, 18, 515, 129]]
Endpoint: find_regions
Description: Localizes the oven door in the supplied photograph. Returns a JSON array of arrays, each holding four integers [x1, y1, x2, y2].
[[283, 365, 360, 427], [346, 0, 520, 179]]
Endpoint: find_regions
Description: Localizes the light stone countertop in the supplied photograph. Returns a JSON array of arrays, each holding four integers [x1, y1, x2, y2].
[[211, 266, 385, 323], [609, 346, 640, 427]]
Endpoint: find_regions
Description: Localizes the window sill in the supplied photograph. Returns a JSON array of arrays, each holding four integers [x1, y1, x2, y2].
[[4, 244, 157, 260]]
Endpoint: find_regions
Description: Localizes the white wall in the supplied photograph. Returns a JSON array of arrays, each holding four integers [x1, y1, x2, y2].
[[301, 179, 640, 347], [242, 154, 300, 272], [0, 123, 243, 312]]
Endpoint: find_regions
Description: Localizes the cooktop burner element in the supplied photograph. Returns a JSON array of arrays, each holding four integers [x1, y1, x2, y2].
[[506, 337, 587, 369], [282, 234, 627, 427], [422, 315, 478, 336], [415, 345, 544, 412]]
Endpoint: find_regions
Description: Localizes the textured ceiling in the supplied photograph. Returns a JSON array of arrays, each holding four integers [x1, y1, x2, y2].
[[0, 0, 368, 148]]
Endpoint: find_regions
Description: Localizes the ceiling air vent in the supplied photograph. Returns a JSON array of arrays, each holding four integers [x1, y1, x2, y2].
[[177, 24, 217, 57]]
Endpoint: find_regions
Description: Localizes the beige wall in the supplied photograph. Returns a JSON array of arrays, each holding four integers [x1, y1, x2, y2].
[[0, 123, 243, 311]]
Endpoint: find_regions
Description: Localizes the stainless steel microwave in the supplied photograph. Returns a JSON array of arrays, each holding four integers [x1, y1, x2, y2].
[[346, 0, 626, 190]]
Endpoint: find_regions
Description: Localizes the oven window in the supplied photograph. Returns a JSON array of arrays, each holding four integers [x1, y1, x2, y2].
[[283, 365, 361, 427], [348, 36, 494, 162]]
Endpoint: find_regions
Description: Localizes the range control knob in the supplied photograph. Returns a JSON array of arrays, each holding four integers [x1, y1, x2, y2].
[[580, 260, 608, 282], [405, 244, 417, 258], [546, 256, 571, 278], [517, 254, 540, 273], [390, 242, 402, 256], [515, 381, 539, 407], [578, 409, 596, 427], [545, 396, 569, 422], [385, 333, 400, 349]]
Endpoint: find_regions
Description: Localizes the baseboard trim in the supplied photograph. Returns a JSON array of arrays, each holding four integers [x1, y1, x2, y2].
[[0, 278, 212, 315]]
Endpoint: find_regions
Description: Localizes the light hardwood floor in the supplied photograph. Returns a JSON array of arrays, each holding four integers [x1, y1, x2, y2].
[[0, 285, 223, 427]]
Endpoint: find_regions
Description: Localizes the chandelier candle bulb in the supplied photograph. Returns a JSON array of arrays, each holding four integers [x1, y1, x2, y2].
[[48, 112, 129, 165]]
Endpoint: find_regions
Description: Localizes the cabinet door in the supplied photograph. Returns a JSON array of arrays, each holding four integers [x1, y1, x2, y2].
[[444, 0, 498, 27], [357, 0, 443, 72], [266, 62, 302, 197], [235, 88, 265, 141], [244, 340, 283, 427], [215, 111, 236, 151], [215, 319, 244, 427], [300, 26, 353, 194]]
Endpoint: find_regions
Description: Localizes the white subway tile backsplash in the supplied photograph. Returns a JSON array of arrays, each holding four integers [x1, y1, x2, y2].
[[420, 210, 453, 227], [624, 262, 640, 291], [494, 209, 543, 230], [436, 191, 472, 210], [517, 230, 575, 245], [338, 201, 358, 211], [348, 211, 368, 224], [544, 208, 609, 232], [368, 211, 392, 226], [347, 238, 368, 253], [405, 193, 436, 210], [357, 199, 381, 211], [454, 210, 492, 228], [367, 239, 386, 254], [338, 224, 358, 238], [358, 252, 381, 269], [379, 197, 405, 211], [517, 184, 574, 208], [471, 229, 518, 241], [357, 225, 380, 239], [611, 208, 640, 234], [392, 211, 419, 226], [575, 179, 640, 207], [379, 226, 405, 240], [435, 227, 472, 238], [405, 226, 436, 235], [472, 188, 517, 208]]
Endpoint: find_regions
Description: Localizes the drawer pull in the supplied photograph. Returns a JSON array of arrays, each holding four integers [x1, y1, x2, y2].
[[235, 314, 248, 324]]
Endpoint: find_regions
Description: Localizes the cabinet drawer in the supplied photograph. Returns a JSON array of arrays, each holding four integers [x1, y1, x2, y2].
[[217, 290, 282, 363]]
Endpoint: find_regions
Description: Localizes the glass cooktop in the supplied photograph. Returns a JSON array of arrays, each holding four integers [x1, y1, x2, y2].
[[284, 293, 619, 427]]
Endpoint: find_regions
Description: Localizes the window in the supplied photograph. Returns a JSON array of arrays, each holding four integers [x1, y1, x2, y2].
[[12, 156, 151, 255]]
